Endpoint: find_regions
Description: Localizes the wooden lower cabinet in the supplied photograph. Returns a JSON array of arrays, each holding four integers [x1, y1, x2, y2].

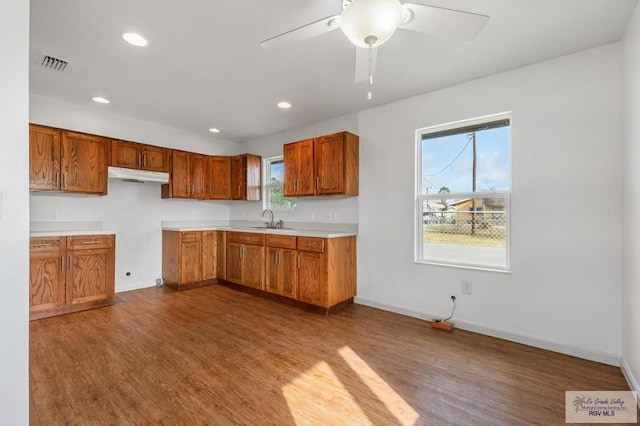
[[265, 235, 298, 299], [297, 250, 326, 306], [162, 230, 222, 290], [297, 236, 357, 309], [226, 232, 357, 311], [29, 234, 115, 320], [226, 232, 265, 290]]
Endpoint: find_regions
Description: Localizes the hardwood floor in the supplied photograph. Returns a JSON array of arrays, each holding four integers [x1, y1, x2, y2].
[[30, 285, 635, 425]]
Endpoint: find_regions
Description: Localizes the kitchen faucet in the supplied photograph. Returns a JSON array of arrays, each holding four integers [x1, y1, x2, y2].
[[262, 209, 275, 228]]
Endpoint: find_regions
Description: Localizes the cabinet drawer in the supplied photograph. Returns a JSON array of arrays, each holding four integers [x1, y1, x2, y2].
[[30, 236, 66, 252], [180, 232, 202, 243], [297, 237, 325, 253], [67, 234, 114, 250], [266, 234, 297, 249], [227, 232, 265, 246]]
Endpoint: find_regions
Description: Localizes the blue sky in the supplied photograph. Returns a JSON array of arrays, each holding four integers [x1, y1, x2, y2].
[[421, 126, 510, 194]]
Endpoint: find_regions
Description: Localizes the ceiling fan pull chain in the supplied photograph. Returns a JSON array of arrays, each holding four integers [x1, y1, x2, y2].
[[367, 44, 374, 101]]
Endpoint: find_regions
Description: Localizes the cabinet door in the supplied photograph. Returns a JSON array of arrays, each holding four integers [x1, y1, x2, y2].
[[242, 244, 265, 290], [29, 251, 66, 313], [110, 140, 141, 169], [171, 150, 190, 198], [297, 140, 315, 196], [29, 124, 61, 190], [140, 145, 170, 172], [190, 154, 208, 199], [283, 143, 299, 197], [61, 131, 107, 195], [298, 251, 326, 306], [67, 248, 114, 305], [315, 134, 344, 195], [180, 233, 202, 284], [265, 248, 280, 294], [245, 154, 262, 201], [284, 142, 313, 196], [209, 156, 231, 199], [201, 231, 217, 281], [280, 249, 298, 299], [226, 242, 244, 284], [231, 155, 245, 200]]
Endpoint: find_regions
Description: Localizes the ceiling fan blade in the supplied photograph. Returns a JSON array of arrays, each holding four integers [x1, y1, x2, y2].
[[354, 47, 377, 83], [400, 3, 489, 41], [260, 15, 340, 50]]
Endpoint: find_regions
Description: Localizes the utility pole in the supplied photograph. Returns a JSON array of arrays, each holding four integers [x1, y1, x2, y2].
[[470, 132, 477, 235]]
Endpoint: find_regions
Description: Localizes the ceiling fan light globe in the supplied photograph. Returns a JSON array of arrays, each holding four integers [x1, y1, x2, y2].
[[340, 0, 403, 48]]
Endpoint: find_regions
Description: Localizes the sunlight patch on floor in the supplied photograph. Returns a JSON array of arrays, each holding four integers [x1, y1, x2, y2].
[[282, 360, 372, 425], [337, 346, 420, 426]]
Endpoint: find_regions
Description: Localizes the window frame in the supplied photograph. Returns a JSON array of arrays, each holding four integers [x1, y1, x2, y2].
[[415, 112, 512, 272], [263, 155, 297, 211]]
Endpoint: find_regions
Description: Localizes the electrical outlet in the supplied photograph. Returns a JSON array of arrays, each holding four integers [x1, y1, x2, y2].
[[331, 211, 338, 221], [50, 209, 57, 220], [155, 278, 163, 287], [126, 252, 135, 263], [462, 280, 472, 295]]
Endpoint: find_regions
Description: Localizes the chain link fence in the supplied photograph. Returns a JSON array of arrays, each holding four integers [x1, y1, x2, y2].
[[423, 210, 506, 247]]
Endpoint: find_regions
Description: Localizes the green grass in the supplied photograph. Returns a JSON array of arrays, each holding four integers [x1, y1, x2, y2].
[[423, 229, 505, 247]]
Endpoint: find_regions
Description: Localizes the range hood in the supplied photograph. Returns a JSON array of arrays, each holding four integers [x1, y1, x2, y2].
[[107, 167, 169, 184]]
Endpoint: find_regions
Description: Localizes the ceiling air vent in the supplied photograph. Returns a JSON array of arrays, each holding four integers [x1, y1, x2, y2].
[[40, 54, 69, 72]]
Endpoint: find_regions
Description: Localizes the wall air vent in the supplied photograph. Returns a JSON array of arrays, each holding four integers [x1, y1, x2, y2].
[[40, 54, 69, 72]]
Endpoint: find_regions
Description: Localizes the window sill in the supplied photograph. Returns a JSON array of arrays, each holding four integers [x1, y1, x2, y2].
[[414, 259, 512, 274]]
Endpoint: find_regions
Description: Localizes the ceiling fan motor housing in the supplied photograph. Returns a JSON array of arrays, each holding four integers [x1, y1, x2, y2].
[[340, 0, 404, 48]]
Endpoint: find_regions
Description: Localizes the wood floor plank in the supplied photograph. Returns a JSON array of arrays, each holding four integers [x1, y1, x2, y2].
[[29, 285, 637, 425]]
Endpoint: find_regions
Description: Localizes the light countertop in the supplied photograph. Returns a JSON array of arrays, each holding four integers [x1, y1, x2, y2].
[[162, 226, 356, 238], [30, 229, 116, 237]]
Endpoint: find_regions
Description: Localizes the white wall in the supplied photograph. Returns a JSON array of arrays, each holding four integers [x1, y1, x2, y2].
[[0, 0, 30, 423], [356, 43, 623, 364], [30, 95, 241, 292], [231, 114, 360, 225], [621, 3, 640, 394]]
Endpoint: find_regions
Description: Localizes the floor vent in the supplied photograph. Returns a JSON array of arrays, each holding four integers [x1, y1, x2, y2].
[[41, 54, 69, 72]]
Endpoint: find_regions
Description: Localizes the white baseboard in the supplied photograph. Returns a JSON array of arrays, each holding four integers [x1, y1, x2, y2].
[[354, 297, 620, 367], [620, 356, 640, 408], [116, 281, 156, 293]]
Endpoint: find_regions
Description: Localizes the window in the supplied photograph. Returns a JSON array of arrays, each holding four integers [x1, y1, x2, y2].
[[416, 113, 511, 271], [264, 156, 297, 210]]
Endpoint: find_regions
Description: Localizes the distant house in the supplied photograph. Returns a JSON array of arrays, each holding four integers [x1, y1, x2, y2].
[[450, 197, 506, 224]]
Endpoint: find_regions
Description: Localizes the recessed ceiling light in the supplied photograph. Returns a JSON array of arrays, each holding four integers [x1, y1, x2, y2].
[[92, 96, 110, 104], [208, 128, 221, 134], [122, 32, 148, 47], [277, 101, 292, 109]]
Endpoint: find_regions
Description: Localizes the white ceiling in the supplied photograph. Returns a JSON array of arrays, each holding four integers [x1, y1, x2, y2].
[[29, 0, 637, 143]]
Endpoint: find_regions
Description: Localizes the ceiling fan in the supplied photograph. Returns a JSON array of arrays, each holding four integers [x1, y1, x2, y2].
[[260, 0, 489, 96]]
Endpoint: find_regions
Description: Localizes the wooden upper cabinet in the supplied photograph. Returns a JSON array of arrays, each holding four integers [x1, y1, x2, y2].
[[61, 131, 108, 195], [30, 125, 108, 195], [283, 131, 359, 197], [164, 150, 207, 199], [29, 124, 61, 191], [110, 140, 140, 169], [283, 139, 314, 197], [208, 156, 232, 199], [315, 132, 359, 196], [110, 139, 170, 172], [142, 144, 170, 172], [190, 154, 208, 199], [231, 154, 261, 201]]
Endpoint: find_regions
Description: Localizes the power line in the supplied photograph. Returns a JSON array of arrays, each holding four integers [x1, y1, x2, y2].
[[423, 134, 473, 177]]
